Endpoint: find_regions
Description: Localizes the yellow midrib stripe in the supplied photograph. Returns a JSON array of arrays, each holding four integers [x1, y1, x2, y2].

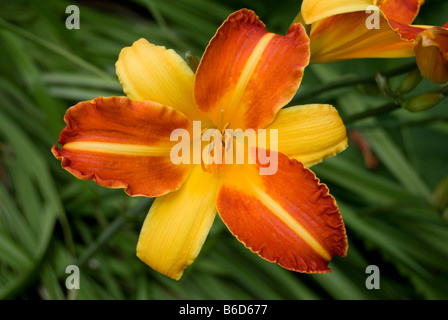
[[227, 33, 275, 115], [64, 141, 172, 156], [251, 183, 331, 261]]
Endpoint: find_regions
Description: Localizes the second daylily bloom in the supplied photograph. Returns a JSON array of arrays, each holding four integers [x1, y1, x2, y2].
[[299, 0, 448, 83], [52, 9, 348, 280]]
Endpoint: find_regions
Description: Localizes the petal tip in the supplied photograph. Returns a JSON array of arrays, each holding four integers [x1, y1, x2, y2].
[[136, 246, 184, 281]]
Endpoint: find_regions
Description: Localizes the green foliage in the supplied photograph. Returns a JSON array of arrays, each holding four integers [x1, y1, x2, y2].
[[0, 0, 447, 300]]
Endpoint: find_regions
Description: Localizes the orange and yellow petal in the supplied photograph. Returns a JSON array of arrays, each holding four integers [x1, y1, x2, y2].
[[116, 38, 210, 123], [137, 165, 219, 280], [216, 150, 347, 273], [265, 104, 347, 167], [374, 0, 424, 25], [415, 27, 448, 83], [194, 9, 310, 130], [52, 96, 192, 197], [301, 0, 424, 25], [309, 11, 415, 63], [301, 0, 372, 24]]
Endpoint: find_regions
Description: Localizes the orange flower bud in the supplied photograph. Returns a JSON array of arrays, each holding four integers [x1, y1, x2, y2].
[[415, 27, 448, 84]]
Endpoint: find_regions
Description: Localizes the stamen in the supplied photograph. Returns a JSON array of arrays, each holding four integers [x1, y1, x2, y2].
[[217, 109, 225, 131], [221, 122, 232, 151], [199, 121, 230, 174]]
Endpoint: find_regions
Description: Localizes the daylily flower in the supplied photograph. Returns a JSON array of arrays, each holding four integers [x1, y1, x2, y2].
[[299, 0, 448, 83], [52, 9, 348, 280]]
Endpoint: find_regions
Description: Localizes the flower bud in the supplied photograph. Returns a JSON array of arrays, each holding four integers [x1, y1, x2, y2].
[[395, 69, 422, 96], [375, 72, 392, 97], [415, 27, 448, 84], [401, 92, 444, 112]]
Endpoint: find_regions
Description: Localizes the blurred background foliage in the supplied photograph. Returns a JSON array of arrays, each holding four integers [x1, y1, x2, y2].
[[0, 0, 448, 300]]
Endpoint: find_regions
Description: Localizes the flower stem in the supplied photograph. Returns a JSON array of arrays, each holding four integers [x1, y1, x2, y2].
[[293, 62, 417, 104], [343, 101, 400, 125], [343, 83, 448, 125]]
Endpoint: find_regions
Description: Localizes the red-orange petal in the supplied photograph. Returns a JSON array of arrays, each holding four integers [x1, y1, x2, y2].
[[216, 149, 347, 273], [52, 96, 192, 197], [194, 9, 310, 130], [388, 19, 428, 41], [375, 0, 424, 25]]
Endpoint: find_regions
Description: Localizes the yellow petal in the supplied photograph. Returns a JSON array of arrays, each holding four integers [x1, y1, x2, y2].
[[301, 0, 372, 24], [265, 104, 347, 167], [137, 165, 218, 280], [116, 38, 209, 123]]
